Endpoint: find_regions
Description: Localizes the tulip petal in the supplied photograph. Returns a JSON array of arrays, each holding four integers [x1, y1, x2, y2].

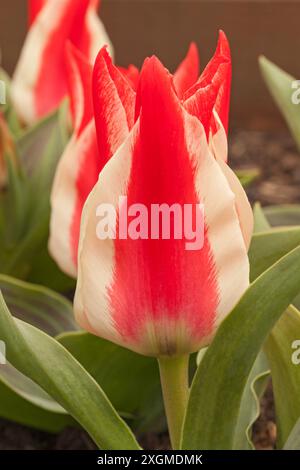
[[93, 47, 136, 165], [173, 43, 200, 99], [49, 121, 99, 278], [13, 0, 90, 122], [49, 38, 95, 277], [13, 0, 111, 123], [183, 83, 218, 139], [28, 0, 47, 25], [216, 159, 254, 251], [118, 65, 140, 91], [84, 0, 114, 63], [184, 31, 231, 134], [90, 0, 101, 8], [208, 109, 228, 162], [75, 57, 249, 356], [65, 42, 93, 136], [50, 47, 130, 277], [208, 110, 253, 249]]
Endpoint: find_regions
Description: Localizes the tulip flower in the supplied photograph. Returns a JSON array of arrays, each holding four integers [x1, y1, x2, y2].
[[49, 43, 97, 278], [11, 0, 112, 124], [49, 37, 217, 278], [72, 32, 253, 360]]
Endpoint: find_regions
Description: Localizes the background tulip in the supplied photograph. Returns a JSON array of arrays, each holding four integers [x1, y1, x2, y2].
[[11, 0, 113, 124], [49, 44, 136, 278], [74, 39, 253, 358]]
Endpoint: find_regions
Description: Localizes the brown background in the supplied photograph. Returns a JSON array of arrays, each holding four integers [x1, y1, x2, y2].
[[1, 0, 300, 130]]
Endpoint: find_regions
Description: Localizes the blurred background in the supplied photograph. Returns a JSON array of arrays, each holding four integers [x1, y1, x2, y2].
[[1, 0, 300, 130]]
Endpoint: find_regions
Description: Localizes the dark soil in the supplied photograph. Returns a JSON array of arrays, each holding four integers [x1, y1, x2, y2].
[[252, 381, 277, 450], [0, 421, 97, 450], [1, 129, 299, 450], [230, 129, 300, 205]]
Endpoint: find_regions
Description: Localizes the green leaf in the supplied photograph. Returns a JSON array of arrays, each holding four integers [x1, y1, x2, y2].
[[233, 352, 270, 449], [259, 203, 300, 309], [0, 361, 66, 414], [0, 275, 78, 429], [259, 56, 300, 151], [0, 105, 73, 291], [254, 203, 300, 449], [0, 293, 140, 450], [264, 205, 300, 228], [265, 306, 300, 448], [293, 294, 300, 312], [58, 331, 164, 434], [253, 202, 270, 233], [0, 274, 77, 335], [284, 417, 300, 450], [27, 249, 75, 293], [236, 168, 260, 188], [17, 103, 68, 182], [15, 108, 68, 239], [249, 226, 300, 281], [181, 245, 300, 449], [0, 380, 74, 433], [251, 203, 300, 282], [197, 347, 270, 449]]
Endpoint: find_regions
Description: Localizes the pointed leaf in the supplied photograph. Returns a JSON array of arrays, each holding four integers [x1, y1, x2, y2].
[[259, 56, 300, 151], [58, 331, 164, 433], [284, 417, 300, 450], [254, 203, 300, 449], [0, 293, 140, 450], [253, 202, 270, 233], [0, 380, 74, 433], [0, 275, 77, 428], [249, 226, 300, 281], [0, 274, 77, 335], [265, 306, 300, 448], [197, 347, 270, 450], [233, 351, 270, 449], [264, 204, 300, 228]]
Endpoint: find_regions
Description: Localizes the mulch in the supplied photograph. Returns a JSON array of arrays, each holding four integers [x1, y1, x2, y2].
[[0, 129, 299, 450]]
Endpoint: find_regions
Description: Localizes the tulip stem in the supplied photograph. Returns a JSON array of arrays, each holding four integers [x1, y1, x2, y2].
[[158, 354, 190, 450]]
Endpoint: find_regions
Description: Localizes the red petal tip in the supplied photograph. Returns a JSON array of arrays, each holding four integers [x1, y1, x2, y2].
[[216, 30, 231, 60]]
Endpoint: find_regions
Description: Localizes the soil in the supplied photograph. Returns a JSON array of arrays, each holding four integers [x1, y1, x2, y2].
[[230, 129, 300, 206], [0, 129, 299, 450], [252, 381, 277, 450]]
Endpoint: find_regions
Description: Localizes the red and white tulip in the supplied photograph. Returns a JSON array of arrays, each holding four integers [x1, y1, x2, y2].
[[49, 43, 136, 277], [11, 0, 113, 124], [67, 33, 253, 356], [49, 37, 219, 278]]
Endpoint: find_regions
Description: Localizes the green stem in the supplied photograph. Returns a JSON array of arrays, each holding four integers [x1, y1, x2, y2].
[[158, 355, 190, 450]]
